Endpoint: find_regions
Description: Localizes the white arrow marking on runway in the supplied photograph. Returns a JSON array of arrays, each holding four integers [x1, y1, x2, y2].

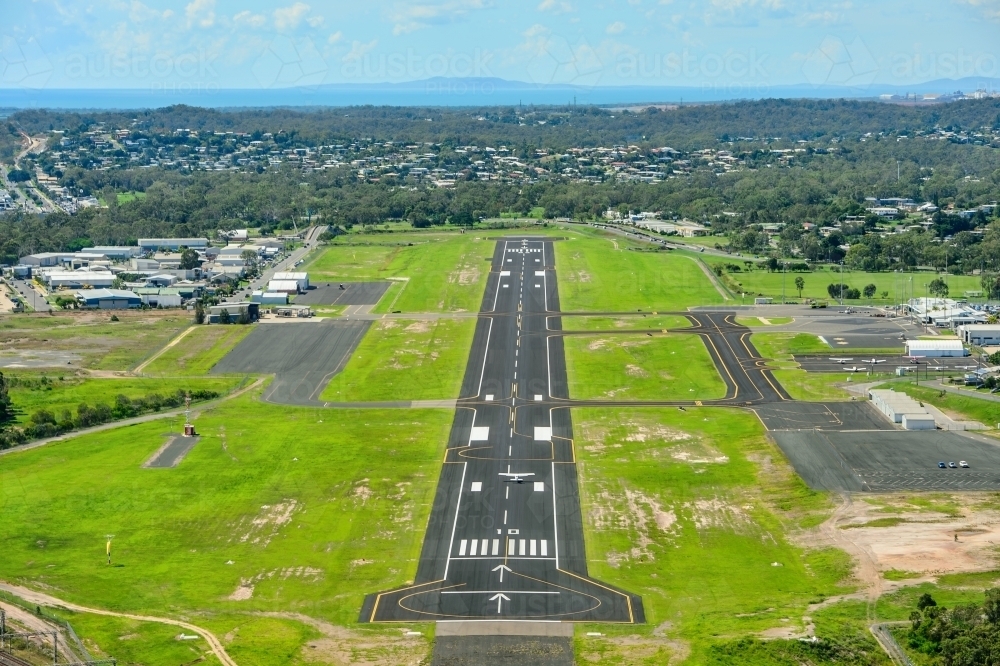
[[492, 564, 512, 582], [489, 593, 511, 614]]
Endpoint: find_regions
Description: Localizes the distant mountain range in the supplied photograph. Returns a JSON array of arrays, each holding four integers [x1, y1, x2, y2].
[[3, 76, 1000, 110]]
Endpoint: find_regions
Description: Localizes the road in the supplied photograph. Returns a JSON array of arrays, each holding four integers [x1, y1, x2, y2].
[[223, 225, 327, 303], [8, 278, 51, 312], [363, 238, 643, 624]]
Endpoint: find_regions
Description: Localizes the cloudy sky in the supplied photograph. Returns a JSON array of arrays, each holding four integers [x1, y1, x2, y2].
[[2, 0, 1000, 91]]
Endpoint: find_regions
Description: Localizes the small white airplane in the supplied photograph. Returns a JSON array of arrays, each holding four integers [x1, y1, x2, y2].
[[499, 472, 535, 484], [844, 366, 868, 373], [829, 358, 854, 364], [861, 358, 887, 365], [904, 356, 921, 364]]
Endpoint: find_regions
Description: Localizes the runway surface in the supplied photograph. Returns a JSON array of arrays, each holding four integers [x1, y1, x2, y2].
[[362, 238, 643, 627], [211, 320, 371, 405], [292, 281, 391, 306]]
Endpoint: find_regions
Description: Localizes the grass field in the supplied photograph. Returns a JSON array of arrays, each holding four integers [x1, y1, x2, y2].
[[304, 233, 492, 313], [564, 334, 727, 401], [555, 239, 725, 312], [0, 390, 448, 664], [142, 325, 254, 376], [321, 318, 476, 401], [562, 314, 691, 331], [572, 407, 858, 663], [0, 311, 192, 370], [5, 372, 242, 424], [771, 370, 854, 402], [709, 264, 987, 304], [752, 332, 833, 363]]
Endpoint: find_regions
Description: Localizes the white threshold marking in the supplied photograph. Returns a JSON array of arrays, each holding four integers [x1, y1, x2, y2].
[[541, 540, 548, 556], [471, 482, 482, 492], [470, 540, 478, 556], [534, 426, 552, 441], [471, 427, 490, 441], [508, 540, 515, 555], [492, 539, 500, 555], [459, 539, 468, 556], [530, 540, 536, 556], [534, 481, 545, 491], [519, 539, 526, 556]]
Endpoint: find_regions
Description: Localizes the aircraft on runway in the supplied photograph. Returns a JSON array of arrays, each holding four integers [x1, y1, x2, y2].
[[843, 366, 868, 373], [498, 472, 535, 484], [904, 356, 921, 364], [861, 358, 887, 365], [829, 358, 854, 364]]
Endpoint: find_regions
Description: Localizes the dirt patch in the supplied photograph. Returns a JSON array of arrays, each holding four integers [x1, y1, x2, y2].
[[227, 567, 324, 601], [247, 611, 430, 665], [578, 632, 689, 664], [233, 499, 299, 547], [587, 339, 608, 351], [403, 321, 432, 334], [625, 363, 648, 378]]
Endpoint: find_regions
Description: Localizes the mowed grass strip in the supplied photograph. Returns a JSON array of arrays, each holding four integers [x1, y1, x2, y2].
[[5, 372, 242, 424], [770, 370, 853, 402], [0, 311, 192, 370], [143, 325, 254, 376], [304, 233, 491, 313], [564, 334, 727, 401], [0, 392, 452, 630], [561, 314, 691, 332], [555, 238, 724, 312], [321, 318, 476, 401], [572, 407, 853, 663]]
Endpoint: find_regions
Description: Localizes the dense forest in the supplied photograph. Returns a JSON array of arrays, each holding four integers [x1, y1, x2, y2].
[[907, 591, 1000, 664]]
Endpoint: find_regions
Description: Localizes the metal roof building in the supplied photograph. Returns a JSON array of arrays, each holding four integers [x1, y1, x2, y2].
[[75, 289, 142, 309], [904, 339, 969, 357]]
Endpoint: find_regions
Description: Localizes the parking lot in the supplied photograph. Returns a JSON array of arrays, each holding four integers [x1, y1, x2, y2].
[[772, 429, 1000, 492]]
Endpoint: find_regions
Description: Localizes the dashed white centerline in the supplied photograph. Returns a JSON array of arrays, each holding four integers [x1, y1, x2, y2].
[[503, 510, 508, 525]]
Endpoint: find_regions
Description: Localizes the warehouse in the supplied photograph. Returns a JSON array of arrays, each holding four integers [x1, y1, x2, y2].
[[957, 324, 1000, 347], [868, 389, 937, 430], [904, 339, 969, 357], [267, 279, 301, 294], [251, 290, 289, 305], [208, 302, 259, 324], [138, 238, 209, 251], [75, 288, 142, 309], [271, 271, 309, 291]]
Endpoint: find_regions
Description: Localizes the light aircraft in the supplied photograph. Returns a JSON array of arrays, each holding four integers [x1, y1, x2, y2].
[[861, 358, 887, 365], [844, 366, 868, 373], [499, 472, 535, 484], [829, 358, 854, 364], [904, 356, 922, 364]]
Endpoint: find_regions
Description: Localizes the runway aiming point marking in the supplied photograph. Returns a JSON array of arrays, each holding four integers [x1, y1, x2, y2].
[[470, 427, 490, 441]]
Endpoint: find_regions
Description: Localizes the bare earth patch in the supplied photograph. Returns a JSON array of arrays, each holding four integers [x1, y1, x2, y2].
[[233, 499, 299, 547]]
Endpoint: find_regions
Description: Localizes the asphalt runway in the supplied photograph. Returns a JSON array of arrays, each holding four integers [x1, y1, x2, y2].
[[211, 320, 371, 404], [363, 238, 643, 633], [794, 354, 980, 374], [773, 430, 1000, 492], [144, 435, 200, 468], [293, 281, 391, 306]]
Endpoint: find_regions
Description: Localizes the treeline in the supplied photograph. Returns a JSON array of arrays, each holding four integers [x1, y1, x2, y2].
[[0, 379, 219, 449], [907, 590, 1000, 664], [9, 98, 1000, 150]]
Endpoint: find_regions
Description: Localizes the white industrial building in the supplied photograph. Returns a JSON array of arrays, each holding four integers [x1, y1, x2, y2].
[[43, 268, 116, 289], [907, 298, 986, 328], [868, 389, 937, 430], [251, 290, 288, 305], [904, 339, 969, 357], [138, 238, 209, 251], [271, 272, 309, 291], [267, 279, 301, 294], [957, 324, 1000, 347]]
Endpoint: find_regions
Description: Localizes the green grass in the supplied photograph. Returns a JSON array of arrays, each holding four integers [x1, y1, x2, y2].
[[304, 233, 491, 313], [752, 332, 833, 361], [736, 316, 794, 327], [321, 318, 476, 401], [561, 314, 691, 331], [142, 325, 253, 376], [771, 370, 853, 402], [5, 372, 242, 424], [879, 380, 1000, 428], [709, 264, 988, 303], [0, 311, 192, 370], [572, 407, 851, 663], [116, 191, 147, 204], [0, 390, 448, 661], [555, 239, 725, 312], [565, 334, 727, 401]]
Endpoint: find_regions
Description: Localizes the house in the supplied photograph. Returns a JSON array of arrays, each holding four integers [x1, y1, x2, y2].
[[75, 288, 141, 309], [0, 190, 15, 210]]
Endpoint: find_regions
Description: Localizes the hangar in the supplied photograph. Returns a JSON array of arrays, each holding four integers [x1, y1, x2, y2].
[[904, 339, 968, 357]]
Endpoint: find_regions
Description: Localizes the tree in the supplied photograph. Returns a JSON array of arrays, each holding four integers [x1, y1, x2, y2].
[[765, 256, 779, 273], [179, 248, 202, 270], [794, 276, 805, 298], [863, 283, 877, 302], [0, 372, 13, 425], [194, 301, 205, 325], [219, 308, 231, 325], [450, 211, 474, 227], [928, 277, 949, 298], [240, 249, 259, 275]]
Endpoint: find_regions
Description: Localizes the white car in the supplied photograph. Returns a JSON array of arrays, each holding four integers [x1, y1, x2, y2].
[[959, 461, 970, 468]]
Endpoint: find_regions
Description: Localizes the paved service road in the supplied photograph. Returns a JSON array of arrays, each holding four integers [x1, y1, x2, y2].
[[363, 238, 643, 624], [10, 278, 51, 312]]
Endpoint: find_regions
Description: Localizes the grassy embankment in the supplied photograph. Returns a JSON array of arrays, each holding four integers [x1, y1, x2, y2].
[[321, 318, 476, 401], [0, 387, 449, 664], [141, 325, 254, 377]]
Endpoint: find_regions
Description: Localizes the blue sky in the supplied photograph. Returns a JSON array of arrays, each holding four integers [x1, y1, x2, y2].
[[2, 0, 999, 91]]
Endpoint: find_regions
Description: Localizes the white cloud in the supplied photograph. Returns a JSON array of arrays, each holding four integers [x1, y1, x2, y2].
[[537, 0, 573, 13], [185, 0, 215, 28], [703, 0, 789, 26], [606, 20, 626, 33], [274, 2, 311, 31], [233, 10, 267, 28], [387, 0, 491, 35], [956, 0, 1000, 20], [307, 15, 325, 27], [128, 1, 173, 23], [328, 31, 343, 44], [342, 39, 378, 62]]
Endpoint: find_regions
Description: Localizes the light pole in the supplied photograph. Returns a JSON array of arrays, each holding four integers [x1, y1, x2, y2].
[[782, 261, 787, 304], [839, 261, 845, 305]]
